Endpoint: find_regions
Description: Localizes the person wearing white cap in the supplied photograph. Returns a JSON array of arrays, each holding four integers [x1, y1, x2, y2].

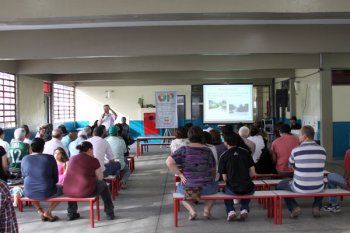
[[68, 130, 87, 157]]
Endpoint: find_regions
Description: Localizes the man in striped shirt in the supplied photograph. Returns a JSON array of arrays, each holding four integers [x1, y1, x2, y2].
[[277, 125, 326, 218]]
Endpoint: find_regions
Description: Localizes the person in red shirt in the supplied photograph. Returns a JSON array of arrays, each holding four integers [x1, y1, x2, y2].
[[63, 141, 115, 220], [271, 124, 299, 177], [323, 150, 350, 212]]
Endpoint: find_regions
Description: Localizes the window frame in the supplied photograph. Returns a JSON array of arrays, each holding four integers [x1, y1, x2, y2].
[[52, 83, 75, 123], [0, 72, 16, 128]]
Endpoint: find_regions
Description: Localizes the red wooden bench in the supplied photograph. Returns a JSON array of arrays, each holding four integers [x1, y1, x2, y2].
[[136, 136, 175, 157], [140, 143, 170, 157], [103, 176, 120, 200], [274, 189, 350, 224], [126, 155, 135, 173], [173, 191, 277, 227], [18, 196, 100, 228]]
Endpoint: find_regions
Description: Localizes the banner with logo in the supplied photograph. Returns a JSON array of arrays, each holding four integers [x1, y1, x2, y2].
[[155, 91, 178, 128]]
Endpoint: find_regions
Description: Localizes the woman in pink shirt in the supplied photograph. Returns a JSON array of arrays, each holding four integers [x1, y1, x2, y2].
[[54, 147, 69, 185]]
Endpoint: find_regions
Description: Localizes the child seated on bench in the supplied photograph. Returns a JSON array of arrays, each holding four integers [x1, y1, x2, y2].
[[218, 132, 257, 221]]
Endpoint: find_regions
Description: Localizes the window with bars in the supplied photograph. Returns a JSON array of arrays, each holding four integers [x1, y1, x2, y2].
[[0, 72, 16, 128], [53, 84, 75, 123]]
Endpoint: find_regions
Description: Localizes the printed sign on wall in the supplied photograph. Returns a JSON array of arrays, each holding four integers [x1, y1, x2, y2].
[[155, 91, 178, 128]]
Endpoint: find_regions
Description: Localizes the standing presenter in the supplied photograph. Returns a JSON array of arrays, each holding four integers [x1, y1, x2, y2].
[[99, 105, 118, 130]]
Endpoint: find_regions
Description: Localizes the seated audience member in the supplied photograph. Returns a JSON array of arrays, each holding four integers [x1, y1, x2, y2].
[[219, 132, 256, 221], [21, 125, 32, 145], [0, 146, 8, 181], [21, 138, 61, 222], [170, 127, 189, 154], [43, 129, 68, 155], [8, 128, 30, 174], [10, 185, 23, 207], [63, 141, 115, 220], [238, 126, 256, 155], [271, 124, 299, 177], [35, 124, 47, 139], [68, 130, 87, 157], [274, 122, 284, 139], [105, 126, 130, 189], [322, 149, 350, 212], [166, 126, 218, 220], [88, 126, 119, 177], [83, 126, 93, 138], [36, 124, 52, 142], [290, 116, 301, 130], [100, 125, 107, 137], [184, 123, 193, 133], [221, 124, 234, 135], [0, 127, 9, 152], [58, 125, 68, 137], [254, 140, 276, 174], [277, 126, 326, 218], [0, 179, 18, 233], [54, 147, 69, 185], [203, 131, 220, 182], [209, 129, 227, 160], [61, 130, 78, 149], [247, 127, 265, 163]]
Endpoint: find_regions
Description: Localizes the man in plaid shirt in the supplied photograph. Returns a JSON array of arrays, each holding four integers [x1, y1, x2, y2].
[[0, 179, 18, 233]]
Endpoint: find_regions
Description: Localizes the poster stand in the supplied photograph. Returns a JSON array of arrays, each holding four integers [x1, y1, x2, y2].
[[162, 128, 172, 142]]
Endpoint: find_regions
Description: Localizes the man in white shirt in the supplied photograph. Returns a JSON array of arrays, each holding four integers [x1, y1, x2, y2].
[[0, 128, 9, 152], [99, 105, 117, 130], [43, 128, 68, 155], [88, 126, 120, 177]]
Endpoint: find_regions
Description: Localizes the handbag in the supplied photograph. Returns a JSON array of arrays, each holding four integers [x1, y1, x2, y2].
[[184, 187, 202, 201]]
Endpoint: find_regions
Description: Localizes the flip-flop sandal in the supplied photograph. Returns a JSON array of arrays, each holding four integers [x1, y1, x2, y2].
[[203, 212, 213, 220], [36, 208, 48, 221], [188, 212, 197, 221], [45, 215, 59, 222]]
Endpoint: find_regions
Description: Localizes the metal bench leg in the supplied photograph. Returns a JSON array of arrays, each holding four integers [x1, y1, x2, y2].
[[174, 199, 179, 227], [90, 200, 94, 228], [96, 197, 100, 221]]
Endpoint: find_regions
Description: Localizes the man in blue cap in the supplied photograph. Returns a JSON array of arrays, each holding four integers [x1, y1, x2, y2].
[[105, 126, 131, 189]]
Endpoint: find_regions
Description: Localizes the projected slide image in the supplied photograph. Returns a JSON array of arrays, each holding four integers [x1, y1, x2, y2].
[[229, 103, 249, 113], [203, 84, 253, 123], [208, 100, 227, 111]]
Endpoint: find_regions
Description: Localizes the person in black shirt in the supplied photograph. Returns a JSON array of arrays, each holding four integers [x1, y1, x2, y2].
[[218, 132, 257, 221], [0, 146, 8, 181], [290, 116, 301, 130]]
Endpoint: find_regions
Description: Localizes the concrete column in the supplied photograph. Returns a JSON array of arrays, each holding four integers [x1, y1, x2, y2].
[[320, 70, 333, 160]]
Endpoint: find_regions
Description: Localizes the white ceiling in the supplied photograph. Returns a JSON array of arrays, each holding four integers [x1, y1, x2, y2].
[[1, 1, 350, 85]]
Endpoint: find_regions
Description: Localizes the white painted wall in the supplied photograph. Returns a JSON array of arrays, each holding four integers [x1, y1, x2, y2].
[[17, 75, 45, 130], [333, 86, 350, 121], [75, 85, 191, 123], [295, 69, 321, 120]]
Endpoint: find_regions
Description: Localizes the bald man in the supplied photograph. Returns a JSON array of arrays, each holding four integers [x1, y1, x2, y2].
[[43, 128, 68, 155]]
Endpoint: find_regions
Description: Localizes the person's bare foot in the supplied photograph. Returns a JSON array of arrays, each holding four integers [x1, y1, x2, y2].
[[188, 212, 197, 220]]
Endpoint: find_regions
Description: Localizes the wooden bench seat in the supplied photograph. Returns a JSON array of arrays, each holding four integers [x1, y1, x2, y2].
[[139, 143, 170, 157], [18, 196, 100, 228], [173, 191, 277, 227], [126, 155, 135, 173], [274, 188, 350, 224], [103, 176, 120, 200]]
